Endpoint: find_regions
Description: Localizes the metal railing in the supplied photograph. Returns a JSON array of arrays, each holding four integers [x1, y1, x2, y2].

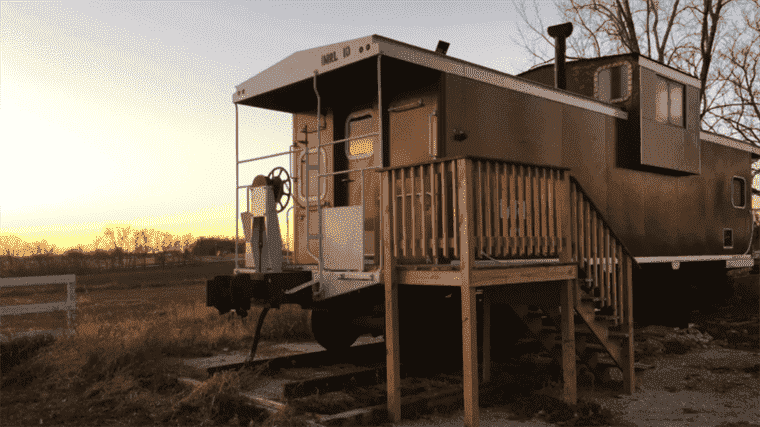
[[234, 54, 385, 282], [0, 274, 76, 342]]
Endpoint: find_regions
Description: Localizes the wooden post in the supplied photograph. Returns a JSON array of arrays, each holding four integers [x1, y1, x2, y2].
[[382, 171, 402, 421], [556, 171, 576, 404], [622, 255, 635, 394], [458, 158, 479, 427], [483, 289, 491, 383], [560, 278, 577, 404], [462, 285, 479, 427]]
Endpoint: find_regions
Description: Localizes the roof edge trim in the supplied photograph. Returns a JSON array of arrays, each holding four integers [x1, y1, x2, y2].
[[639, 56, 700, 87], [700, 131, 760, 155], [378, 38, 628, 120]]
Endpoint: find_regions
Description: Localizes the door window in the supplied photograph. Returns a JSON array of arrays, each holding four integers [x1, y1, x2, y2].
[[345, 112, 375, 159]]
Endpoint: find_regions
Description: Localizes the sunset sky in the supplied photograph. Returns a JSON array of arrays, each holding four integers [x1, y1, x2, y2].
[[1, 1, 756, 256], [2, 1, 558, 254]]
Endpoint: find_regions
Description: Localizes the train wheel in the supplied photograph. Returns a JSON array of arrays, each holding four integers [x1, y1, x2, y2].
[[310, 309, 362, 352]]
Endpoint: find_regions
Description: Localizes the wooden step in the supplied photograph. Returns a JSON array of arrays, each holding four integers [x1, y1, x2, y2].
[[607, 330, 630, 340], [580, 295, 602, 304], [594, 315, 620, 324]]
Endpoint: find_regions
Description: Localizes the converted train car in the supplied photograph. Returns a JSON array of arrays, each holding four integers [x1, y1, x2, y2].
[[206, 24, 758, 421]]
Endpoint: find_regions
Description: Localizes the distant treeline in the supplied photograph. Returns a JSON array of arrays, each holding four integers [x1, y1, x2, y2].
[[1, 248, 195, 278], [191, 237, 245, 256], [0, 230, 299, 277]]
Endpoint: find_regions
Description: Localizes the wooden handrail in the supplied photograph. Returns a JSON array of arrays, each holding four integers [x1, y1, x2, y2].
[[567, 176, 640, 269]]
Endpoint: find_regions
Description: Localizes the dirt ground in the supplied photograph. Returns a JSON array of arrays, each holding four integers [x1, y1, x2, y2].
[[387, 346, 759, 427], [390, 302, 760, 427]]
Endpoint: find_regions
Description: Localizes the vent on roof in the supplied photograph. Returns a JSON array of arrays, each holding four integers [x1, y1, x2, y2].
[[547, 23, 574, 90], [436, 41, 450, 55]]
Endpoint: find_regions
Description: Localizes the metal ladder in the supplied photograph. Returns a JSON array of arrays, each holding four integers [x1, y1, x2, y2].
[[304, 72, 325, 284]]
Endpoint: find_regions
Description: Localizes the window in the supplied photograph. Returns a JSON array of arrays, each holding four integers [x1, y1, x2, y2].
[[345, 113, 375, 159], [655, 76, 684, 127], [595, 62, 631, 102], [732, 176, 746, 208]]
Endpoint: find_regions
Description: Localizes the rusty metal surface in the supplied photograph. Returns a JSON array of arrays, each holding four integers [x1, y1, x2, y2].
[[443, 75, 563, 168]]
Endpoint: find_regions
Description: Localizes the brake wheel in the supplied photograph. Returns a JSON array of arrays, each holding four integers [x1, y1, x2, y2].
[[267, 167, 292, 212]]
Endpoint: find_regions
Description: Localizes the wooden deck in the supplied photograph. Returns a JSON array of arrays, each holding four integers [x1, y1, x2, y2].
[[380, 157, 637, 427]]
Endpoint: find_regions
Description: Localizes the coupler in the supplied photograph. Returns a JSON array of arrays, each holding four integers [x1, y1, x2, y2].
[[206, 271, 313, 317]]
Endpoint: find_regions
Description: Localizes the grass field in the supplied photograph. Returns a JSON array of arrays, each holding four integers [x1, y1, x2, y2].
[[1, 262, 316, 426]]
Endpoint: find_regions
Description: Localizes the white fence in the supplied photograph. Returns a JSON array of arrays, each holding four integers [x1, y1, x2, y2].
[[0, 274, 76, 342]]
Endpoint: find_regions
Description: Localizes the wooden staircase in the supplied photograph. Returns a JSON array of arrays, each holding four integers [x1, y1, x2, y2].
[[507, 287, 630, 385], [500, 171, 636, 393]]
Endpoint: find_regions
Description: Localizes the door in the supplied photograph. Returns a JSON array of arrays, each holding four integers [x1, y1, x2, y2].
[[343, 109, 380, 266], [388, 91, 439, 167]]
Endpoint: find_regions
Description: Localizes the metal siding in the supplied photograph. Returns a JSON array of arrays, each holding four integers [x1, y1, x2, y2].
[[605, 140, 752, 258], [388, 91, 439, 166], [560, 106, 609, 215], [607, 168, 647, 255], [639, 68, 657, 121], [702, 142, 752, 254], [641, 119, 685, 170], [678, 170, 708, 255], [443, 75, 563, 167]]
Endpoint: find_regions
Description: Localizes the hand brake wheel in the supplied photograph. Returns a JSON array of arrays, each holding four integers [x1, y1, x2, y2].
[[267, 167, 291, 213]]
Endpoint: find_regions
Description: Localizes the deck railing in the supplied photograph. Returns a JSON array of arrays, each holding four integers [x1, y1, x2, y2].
[[383, 157, 570, 264], [381, 156, 635, 327], [470, 159, 567, 259], [386, 158, 461, 264]]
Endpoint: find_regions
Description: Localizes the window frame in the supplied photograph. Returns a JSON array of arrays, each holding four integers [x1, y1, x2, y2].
[[655, 75, 685, 128], [731, 176, 747, 209], [594, 61, 632, 103], [344, 109, 376, 160]]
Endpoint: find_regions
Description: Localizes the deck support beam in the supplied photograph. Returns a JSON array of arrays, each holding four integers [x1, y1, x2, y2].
[[482, 289, 491, 383], [382, 171, 402, 422], [561, 279, 577, 404], [622, 256, 635, 394], [461, 285, 479, 427], [457, 158, 479, 427]]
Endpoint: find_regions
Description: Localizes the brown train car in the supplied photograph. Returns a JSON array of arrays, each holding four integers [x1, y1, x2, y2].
[[207, 31, 758, 357]]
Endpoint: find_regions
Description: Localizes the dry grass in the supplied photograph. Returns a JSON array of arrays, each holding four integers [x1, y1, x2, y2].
[[1, 280, 314, 426]]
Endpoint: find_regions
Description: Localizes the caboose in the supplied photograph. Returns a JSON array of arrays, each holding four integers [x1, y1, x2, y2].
[[207, 24, 758, 425]]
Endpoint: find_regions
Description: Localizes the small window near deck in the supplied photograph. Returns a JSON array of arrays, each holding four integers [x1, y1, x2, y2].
[[732, 176, 746, 208], [595, 62, 630, 102], [346, 114, 374, 159], [655, 76, 684, 127]]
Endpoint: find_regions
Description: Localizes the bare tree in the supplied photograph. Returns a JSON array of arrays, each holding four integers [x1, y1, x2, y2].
[[713, 0, 760, 145]]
